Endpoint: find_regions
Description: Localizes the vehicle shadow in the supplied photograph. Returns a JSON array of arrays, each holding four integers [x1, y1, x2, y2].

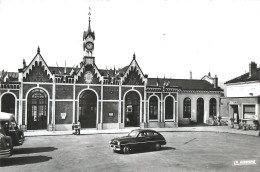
[[116, 146, 176, 154], [161, 146, 176, 151], [14, 147, 57, 154], [0, 155, 52, 167]]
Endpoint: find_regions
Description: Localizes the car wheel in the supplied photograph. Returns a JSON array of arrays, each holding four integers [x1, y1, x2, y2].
[[154, 143, 161, 151], [123, 146, 131, 154]]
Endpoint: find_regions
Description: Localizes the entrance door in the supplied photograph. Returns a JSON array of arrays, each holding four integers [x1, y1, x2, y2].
[[79, 90, 97, 128], [1, 94, 15, 114], [125, 91, 140, 127], [232, 105, 239, 124], [197, 98, 204, 123], [27, 89, 48, 130]]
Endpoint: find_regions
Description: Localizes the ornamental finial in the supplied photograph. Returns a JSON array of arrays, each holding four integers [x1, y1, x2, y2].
[[37, 46, 40, 54], [133, 53, 136, 60], [88, 7, 91, 22]]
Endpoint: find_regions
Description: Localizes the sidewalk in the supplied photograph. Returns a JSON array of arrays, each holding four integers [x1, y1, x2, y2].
[[24, 126, 260, 137]]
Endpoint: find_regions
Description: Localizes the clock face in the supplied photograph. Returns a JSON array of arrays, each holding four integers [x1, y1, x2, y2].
[[86, 42, 94, 50], [84, 71, 93, 84]]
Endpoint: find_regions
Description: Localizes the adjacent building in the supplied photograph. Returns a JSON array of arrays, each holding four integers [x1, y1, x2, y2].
[[0, 15, 223, 131], [220, 62, 260, 123]]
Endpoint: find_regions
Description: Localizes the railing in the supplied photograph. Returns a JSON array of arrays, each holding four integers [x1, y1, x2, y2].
[[1, 83, 20, 89], [103, 78, 120, 85], [55, 77, 74, 83]]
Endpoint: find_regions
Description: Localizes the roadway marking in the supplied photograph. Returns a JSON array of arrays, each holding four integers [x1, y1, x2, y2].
[[184, 138, 196, 145]]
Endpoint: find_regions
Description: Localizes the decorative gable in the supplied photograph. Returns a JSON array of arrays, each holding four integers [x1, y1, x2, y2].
[[75, 64, 102, 84], [23, 48, 53, 82], [122, 54, 146, 85], [23, 61, 53, 82], [123, 67, 145, 85]]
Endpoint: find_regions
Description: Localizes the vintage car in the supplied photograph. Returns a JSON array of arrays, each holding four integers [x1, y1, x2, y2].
[[0, 124, 13, 158], [0, 112, 25, 146], [109, 129, 166, 154]]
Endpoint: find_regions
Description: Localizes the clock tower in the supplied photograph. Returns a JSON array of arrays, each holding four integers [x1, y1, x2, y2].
[[83, 7, 95, 64]]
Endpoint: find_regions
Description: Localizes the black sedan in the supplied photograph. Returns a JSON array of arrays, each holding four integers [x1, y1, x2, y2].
[[109, 129, 166, 154]]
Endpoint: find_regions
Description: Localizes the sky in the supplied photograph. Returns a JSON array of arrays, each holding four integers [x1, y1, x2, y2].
[[0, 0, 260, 85]]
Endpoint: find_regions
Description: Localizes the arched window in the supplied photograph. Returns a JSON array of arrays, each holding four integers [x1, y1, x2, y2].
[[209, 98, 217, 117], [183, 98, 191, 118], [165, 96, 174, 120], [149, 96, 158, 120], [1, 94, 15, 114]]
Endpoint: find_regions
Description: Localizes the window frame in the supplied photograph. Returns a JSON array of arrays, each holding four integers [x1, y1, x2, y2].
[[148, 96, 159, 121], [242, 104, 256, 120], [209, 98, 217, 118], [164, 95, 175, 121], [183, 97, 191, 118]]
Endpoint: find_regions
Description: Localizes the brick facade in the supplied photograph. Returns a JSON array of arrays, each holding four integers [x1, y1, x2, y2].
[[0, 17, 223, 131]]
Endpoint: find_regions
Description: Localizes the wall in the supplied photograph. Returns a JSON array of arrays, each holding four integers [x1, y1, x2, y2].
[[226, 82, 260, 97], [103, 102, 118, 123], [220, 97, 259, 120], [178, 92, 221, 124], [55, 101, 73, 124]]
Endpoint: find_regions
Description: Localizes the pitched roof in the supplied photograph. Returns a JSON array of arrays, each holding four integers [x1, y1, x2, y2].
[[99, 65, 128, 77], [49, 66, 79, 75], [0, 71, 18, 81], [225, 67, 260, 84], [83, 19, 95, 40], [147, 78, 222, 91], [23, 51, 53, 79], [121, 55, 146, 84]]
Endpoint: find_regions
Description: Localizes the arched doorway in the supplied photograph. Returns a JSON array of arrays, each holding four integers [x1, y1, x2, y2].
[[125, 91, 140, 127], [1, 93, 15, 114], [27, 89, 48, 130], [79, 90, 97, 128], [197, 98, 204, 123]]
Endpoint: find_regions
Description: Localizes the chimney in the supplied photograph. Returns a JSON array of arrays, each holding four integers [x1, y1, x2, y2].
[[249, 61, 257, 77], [64, 60, 67, 74], [18, 68, 23, 82], [190, 71, 192, 79], [213, 75, 218, 88]]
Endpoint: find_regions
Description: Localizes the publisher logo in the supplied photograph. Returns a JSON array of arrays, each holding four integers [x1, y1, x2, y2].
[[233, 160, 256, 166]]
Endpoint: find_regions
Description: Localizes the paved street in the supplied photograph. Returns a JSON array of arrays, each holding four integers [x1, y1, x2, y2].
[[0, 132, 259, 172]]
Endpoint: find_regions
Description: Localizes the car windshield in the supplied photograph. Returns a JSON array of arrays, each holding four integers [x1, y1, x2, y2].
[[128, 130, 139, 137]]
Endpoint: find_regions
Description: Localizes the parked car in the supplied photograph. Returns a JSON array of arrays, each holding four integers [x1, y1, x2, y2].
[[0, 112, 25, 146], [109, 129, 166, 154], [0, 124, 13, 158]]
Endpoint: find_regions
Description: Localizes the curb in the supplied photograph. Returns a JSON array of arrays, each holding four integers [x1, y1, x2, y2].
[[24, 128, 260, 137]]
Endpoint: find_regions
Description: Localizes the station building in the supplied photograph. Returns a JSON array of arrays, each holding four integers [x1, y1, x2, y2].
[[0, 16, 223, 131]]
